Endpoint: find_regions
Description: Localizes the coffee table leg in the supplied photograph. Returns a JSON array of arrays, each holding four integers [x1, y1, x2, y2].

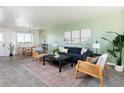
[[43, 56, 45, 65], [59, 61, 61, 73], [71, 61, 73, 67]]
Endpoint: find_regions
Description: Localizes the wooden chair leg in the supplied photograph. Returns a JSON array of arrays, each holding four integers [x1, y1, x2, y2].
[[37, 58, 39, 63], [105, 64, 109, 79], [99, 76, 104, 87], [32, 58, 35, 61], [20, 52, 22, 56], [99, 66, 104, 87], [74, 70, 78, 80]]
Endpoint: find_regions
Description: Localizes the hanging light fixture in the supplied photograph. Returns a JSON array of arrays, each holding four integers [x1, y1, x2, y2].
[[28, 24, 31, 33]]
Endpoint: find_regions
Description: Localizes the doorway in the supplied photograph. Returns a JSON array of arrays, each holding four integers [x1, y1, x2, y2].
[[0, 32, 5, 56]]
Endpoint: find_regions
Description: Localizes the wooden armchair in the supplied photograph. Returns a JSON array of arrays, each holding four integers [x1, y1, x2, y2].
[[32, 50, 48, 63], [75, 54, 109, 86], [32, 51, 40, 62]]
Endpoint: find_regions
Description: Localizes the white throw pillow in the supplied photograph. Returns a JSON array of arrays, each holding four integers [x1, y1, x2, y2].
[[63, 48, 68, 53], [60, 48, 68, 53], [81, 48, 88, 55], [59, 47, 64, 52]]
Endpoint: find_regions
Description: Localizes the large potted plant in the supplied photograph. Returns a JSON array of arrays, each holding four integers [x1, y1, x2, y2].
[[102, 32, 124, 72], [2, 42, 15, 56], [4, 42, 15, 57], [7, 42, 15, 56]]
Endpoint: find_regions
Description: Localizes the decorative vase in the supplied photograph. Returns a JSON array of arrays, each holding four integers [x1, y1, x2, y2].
[[115, 65, 123, 72], [10, 53, 13, 56]]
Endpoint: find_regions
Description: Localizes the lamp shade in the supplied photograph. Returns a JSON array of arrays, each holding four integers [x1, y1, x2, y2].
[[92, 43, 100, 49]]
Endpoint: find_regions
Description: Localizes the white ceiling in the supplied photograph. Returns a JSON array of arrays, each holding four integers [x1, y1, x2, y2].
[[0, 6, 123, 29]]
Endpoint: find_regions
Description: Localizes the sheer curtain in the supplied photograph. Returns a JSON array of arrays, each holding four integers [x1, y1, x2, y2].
[[0, 33, 2, 42], [17, 32, 25, 42]]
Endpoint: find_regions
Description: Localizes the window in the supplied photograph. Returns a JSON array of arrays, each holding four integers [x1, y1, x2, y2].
[[17, 32, 33, 43], [17, 33, 24, 42], [63, 28, 91, 44], [0, 33, 2, 42], [64, 31, 71, 44], [81, 29, 91, 44], [25, 33, 32, 42], [72, 30, 80, 44]]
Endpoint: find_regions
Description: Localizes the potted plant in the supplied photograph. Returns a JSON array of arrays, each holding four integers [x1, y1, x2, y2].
[[52, 48, 59, 55], [7, 42, 15, 56], [102, 32, 124, 72]]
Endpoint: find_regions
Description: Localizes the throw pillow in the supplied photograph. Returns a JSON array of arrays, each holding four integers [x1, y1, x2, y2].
[[81, 48, 88, 55], [59, 47, 68, 53], [63, 48, 68, 53], [59, 47, 64, 52]]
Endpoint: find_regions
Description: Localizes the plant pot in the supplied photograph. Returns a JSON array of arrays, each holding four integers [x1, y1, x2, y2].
[[115, 65, 123, 72], [10, 53, 13, 56]]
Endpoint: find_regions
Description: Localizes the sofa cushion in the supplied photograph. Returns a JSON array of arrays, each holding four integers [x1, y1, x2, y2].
[[68, 48, 76, 54], [68, 53, 87, 61], [75, 48, 82, 54], [63, 47, 91, 63], [65, 47, 82, 54]]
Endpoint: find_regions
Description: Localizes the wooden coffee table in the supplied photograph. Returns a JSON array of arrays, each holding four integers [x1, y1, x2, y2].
[[43, 54, 73, 73]]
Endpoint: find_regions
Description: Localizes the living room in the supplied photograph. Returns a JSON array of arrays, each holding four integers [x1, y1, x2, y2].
[[0, 6, 124, 88]]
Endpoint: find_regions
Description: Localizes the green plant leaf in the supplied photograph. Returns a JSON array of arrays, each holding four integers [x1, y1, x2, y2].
[[107, 50, 117, 57], [101, 37, 112, 43], [117, 44, 124, 50], [114, 48, 120, 52], [102, 31, 124, 65], [113, 40, 118, 46], [107, 31, 120, 35]]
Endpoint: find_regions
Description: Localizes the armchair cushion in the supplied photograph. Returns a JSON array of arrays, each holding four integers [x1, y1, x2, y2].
[[91, 57, 99, 64], [96, 53, 108, 70]]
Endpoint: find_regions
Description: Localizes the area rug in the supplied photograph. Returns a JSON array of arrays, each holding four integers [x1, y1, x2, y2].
[[22, 60, 90, 87]]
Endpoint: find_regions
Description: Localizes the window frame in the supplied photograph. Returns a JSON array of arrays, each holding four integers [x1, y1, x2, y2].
[[16, 32, 33, 43], [71, 30, 80, 44], [64, 28, 91, 44], [81, 28, 91, 44], [64, 31, 71, 44]]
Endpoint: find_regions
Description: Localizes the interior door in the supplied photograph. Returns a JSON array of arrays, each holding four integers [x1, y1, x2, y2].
[[0, 32, 5, 56]]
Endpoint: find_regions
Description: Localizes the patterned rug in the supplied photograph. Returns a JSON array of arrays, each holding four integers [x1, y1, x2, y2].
[[22, 60, 93, 87]]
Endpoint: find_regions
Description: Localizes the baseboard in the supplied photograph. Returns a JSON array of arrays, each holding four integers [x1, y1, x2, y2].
[[107, 62, 115, 66], [107, 62, 124, 67]]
